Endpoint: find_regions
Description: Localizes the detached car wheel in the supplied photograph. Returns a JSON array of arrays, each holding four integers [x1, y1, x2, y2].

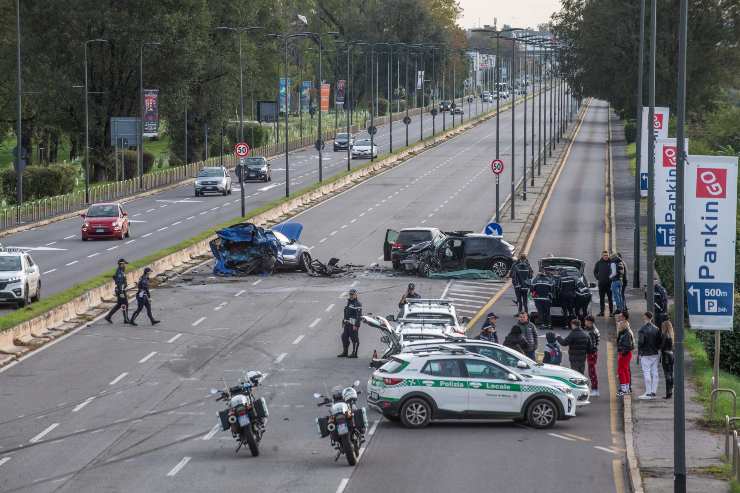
[[526, 398, 558, 429], [400, 398, 431, 429]]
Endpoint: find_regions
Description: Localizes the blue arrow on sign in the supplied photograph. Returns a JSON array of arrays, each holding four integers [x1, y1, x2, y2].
[[640, 172, 648, 191], [484, 222, 503, 236]]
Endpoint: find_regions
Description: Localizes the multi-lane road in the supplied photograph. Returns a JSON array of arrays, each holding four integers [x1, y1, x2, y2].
[[0, 93, 612, 493]]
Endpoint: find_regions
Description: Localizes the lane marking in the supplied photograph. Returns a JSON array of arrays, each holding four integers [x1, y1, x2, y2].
[[252, 279, 262, 286], [292, 335, 305, 345], [157, 227, 169, 232], [309, 318, 321, 328], [319, 238, 327, 243], [202, 424, 219, 441], [192, 317, 206, 327], [325, 304, 335, 312], [63, 235, 75, 240], [274, 352, 288, 363], [336, 478, 350, 493], [146, 208, 155, 213], [43, 269, 57, 275], [167, 333, 182, 344], [214, 302, 227, 311], [141, 233, 153, 238], [548, 432, 576, 442], [166, 456, 191, 477], [235, 290, 245, 297], [368, 420, 380, 436], [109, 372, 128, 386], [72, 396, 96, 413], [172, 221, 182, 226], [139, 351, 157, 364], [29, 423, 59, 443], [0, 457, 10, 467], [45, 242, 56, 246], [186, 216, 195, 220], [65, 260, 78, 266], [595, 445, 618, 454], [561, 432, 591, 442], [125, 240, 136, 245], [350, 218, 357, 223], [106, 246, 119, 251]]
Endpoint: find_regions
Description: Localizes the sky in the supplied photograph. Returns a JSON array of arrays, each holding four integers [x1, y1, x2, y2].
[[456, 0, 562, 30]]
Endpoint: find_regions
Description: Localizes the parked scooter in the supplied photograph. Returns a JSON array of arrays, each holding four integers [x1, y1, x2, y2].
[[314, 380, 368, 466], [211, 370, 269, 457]]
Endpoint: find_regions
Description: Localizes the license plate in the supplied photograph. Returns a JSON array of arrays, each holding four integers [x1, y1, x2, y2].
[[96, 228, 105, 233], [238, 414, 249, 427], [337, 422, 349, 435]]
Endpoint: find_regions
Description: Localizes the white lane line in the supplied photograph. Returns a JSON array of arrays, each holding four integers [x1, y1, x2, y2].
[[157, 227, 168, 232], [109, 372, 128, 386], [166, 456, 191, 477], [350, 218, 357, 223], [336, 478, 350, 493], [106, 246, 119, 251], [359, 212, 365, 217], [141, 233, 153, 238], [72, 396, 96, 413], [0, 457, 10, 467], [186, 216, 195, 220], [252, 279, 262, 286], [440, 280, 453, 299], [45, 242, 57, 246], [202, 424, 220, 441], [192, 317, 206, 327], [235, 289, 245, 297], [368, 420, 380, 436], [341, 224, 348, 229], [350, 281, 358, 287], [63, 235, 75, 240], [43, 269, 57, 275], [146, 208, 155, 213], [209, 207, 219, 211], [319, 237, 327, 243], [309, 318, 321, 328], [325, 304, 335, 312], [167, 333, 183, 344], [65, 260, 78, 266], [214, 302, 227, 311], [29, 423, 59, 443], [274, 352, 288, 363], [445, 292, 491, 300], [377, 255, 383, 260], [125, 240, 136, 245], [548, 432, 576, 442], [139, 351, 157, 364], [172, 221, 182, 226], [594, 445, 618, 454], [199, 211, 208, 215], [133, 213, 142, 217], [292, 335, 305, 345]]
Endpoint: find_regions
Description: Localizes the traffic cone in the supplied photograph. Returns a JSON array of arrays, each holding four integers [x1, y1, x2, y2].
[[372, 349, 378, 360]]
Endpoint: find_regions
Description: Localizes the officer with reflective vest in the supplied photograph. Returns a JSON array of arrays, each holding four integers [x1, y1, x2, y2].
[[531, 271, 554, 329], [338, 289, 363, 358], [105, 258, 130, 324], [510, 254, 534, 314]]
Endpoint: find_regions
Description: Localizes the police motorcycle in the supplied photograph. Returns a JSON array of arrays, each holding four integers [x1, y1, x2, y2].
[[210, 370, 269, 457], [314, 381, 368, 466]]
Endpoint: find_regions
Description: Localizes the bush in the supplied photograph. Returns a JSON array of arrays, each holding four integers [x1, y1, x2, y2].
[[377, 98, 390, 116], [696, 301, 740, 376], [655, 256, 675, 295], [1, 164, 77, 204], [245, 123, 271, 149], [121, 150, 155, 178], [624, 119, 636, 144]]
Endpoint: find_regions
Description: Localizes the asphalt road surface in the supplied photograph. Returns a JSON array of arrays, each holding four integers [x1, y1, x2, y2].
[[0, 89, 561, 315], [0, 92, 590, 493]]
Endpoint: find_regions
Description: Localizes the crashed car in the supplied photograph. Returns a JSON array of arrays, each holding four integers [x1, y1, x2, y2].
[[210, 222, 311, 276], [530, 257, 594, 325], [384, 228, 515, 277]]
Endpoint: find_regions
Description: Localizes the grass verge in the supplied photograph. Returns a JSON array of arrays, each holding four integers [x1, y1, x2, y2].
[[627, 142, 636, 176]]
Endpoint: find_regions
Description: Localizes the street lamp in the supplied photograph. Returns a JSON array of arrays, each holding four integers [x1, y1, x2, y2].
[[139, 41, 160, 190], [14, 0, 22, 217], [83, 38, 109, 205]]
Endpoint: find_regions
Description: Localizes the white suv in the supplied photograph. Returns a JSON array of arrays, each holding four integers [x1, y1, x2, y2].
[[0, 249, 41, 307], [398, 299, 467, 334], [194, 166, 232, 196], [367, 348, 576, 429]]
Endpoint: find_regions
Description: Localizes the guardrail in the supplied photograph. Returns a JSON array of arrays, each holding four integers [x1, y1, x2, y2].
[[711, 388, 737, 418], [724, 416, 740, 481]]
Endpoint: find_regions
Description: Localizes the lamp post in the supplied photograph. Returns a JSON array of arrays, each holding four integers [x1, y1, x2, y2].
[[83, 38, 109, 205], [646, 0, 657, 310], [633, 0, 646, 289], [139, 41, 160, 190], [14, 0, 22, 216]]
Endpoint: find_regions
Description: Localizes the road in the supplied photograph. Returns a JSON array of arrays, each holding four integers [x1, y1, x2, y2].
[[0, 93, 591, 493], [0, 90, 556, 313]]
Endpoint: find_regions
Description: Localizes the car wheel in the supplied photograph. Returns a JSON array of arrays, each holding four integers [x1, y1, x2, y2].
[[124, 228, 130, 239], [31, 282, 40, 302], [526, 398, 558, 429], [400, 397, 431, 429], [490, 258, 511, 278], [419, 261, 432, 278], [299, 251, 312, 272], [18, 284, 29, 308], [392, 260, 401, 271]]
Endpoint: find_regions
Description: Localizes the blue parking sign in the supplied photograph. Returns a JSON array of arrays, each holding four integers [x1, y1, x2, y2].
[[687, 283, 733, 317], [640, 172, 648, 191], [655, 224, 675, 248]]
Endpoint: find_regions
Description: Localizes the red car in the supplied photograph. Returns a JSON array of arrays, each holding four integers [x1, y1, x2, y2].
[[81, 202, 130, 240]]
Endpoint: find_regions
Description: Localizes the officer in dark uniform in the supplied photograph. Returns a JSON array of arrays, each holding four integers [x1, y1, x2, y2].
[[129, 267, 160, 326], [559, 270, 578, 320], [575, 280, 593, 321], [105, 259, 130, 324], [531, 271, 554, 329], [398, 282, 421, 316], [338, 288, 362, 358], [510, 254, 534, 314]]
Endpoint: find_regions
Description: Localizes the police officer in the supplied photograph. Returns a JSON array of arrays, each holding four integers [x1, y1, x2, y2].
[[398, 283, 421, 311], [531, 270, 554, 329], [105, 259, 130, 324], [477, 313, 499, 342], [510, 254, 533, 314], [575, 279, 593, 321], [559, 269, 578, 320], [338, 289, 362, 358], [129, 268, 160, 326]]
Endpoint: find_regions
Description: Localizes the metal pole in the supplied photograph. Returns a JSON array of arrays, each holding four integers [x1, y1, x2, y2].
[[14, 0, 22, 213], [674, 0, 688, 488], [204, 124, 208, 160], [318, 37, 323, 181], [284, 38, 290, 197], [646, 0, 657, 310], [370, 45, 375, 161], [389, 46, 393, 153], [538, 49, 543, 173], [238, 32, 246, 216], [405, 48, 409, 147], [510, 38, 516, 220], [420, 54, 424, 141], [495, 34, 501, 223], [84, 42, 90, 204], [347, 43, 351, 171], [549, 53, 554, 156], [530, 43, 535, 186], [523, 45, 528, 201], [138, 46, 144, 190], [184, 98, 188, 165], [634, 0, 646, 288]]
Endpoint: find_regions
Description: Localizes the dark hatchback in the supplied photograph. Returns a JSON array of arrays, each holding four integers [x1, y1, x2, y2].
[[237, 156, 271, 182], [333, 133, 355, 151]]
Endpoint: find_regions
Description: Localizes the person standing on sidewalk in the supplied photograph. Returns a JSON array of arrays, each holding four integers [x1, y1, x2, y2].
[[637, 312, 662, 399], [593, 251, 613, 317], [616, 253, 628, 311], [515, 312, 538, 360], [660, 320, 675, 399], [616, 319, 635, 396], [609, 254, 626, 314], [584, 315, 600, 397]]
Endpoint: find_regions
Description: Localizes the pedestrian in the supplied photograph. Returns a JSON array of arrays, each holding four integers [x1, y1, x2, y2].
[[398, 282, 421, 312], [637, 311, 662, 400], [542, 332, 562, 365], [617, 253, 628, 310], [129, 268, 160, 326], [593, 250, 614, 317], [503, 325, 530, 355], [653, 281, 669, 327], [105, 259, 130, 324], [584, 315, 600, 397], [660, 320, 675, 399], [556, 319, 592, 375], [610, 254, 626, 313], [515, 312, 538, 360], [616, 318, 635, 396], [531, 270, 554, 329], [510, 254, 533, 314], [338, 289, 362, 358], [477, 313, 499, 343]]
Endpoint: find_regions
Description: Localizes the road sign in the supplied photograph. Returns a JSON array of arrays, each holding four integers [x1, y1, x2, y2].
[[235, 142, 250, 158], [484, 222, 503, 236], [468, 96, 473, 103], [490, 159, 504, 175], [403, 116, 411, 125], [368, 126, 377, 136], [451, 102, 456, 109], [654, 138, 689, 256]]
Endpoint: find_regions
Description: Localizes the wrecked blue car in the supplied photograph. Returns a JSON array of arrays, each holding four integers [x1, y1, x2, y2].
[[210, 222, 311, 276]]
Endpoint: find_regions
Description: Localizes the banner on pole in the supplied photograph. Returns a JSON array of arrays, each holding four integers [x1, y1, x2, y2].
[[300, 81, 312, 113], [143, 89, 160, 137], [320, 83, 330, 112], [336, 79, 346, 106], [640, 106, 670, 197], [654, 138, 689, 256], [279, 78, 292, 113], [416, 70, 424, 90], [684, 154, 737, 330]]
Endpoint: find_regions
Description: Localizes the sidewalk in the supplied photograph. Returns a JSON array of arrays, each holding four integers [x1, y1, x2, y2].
[[609, 108, 727, 493]]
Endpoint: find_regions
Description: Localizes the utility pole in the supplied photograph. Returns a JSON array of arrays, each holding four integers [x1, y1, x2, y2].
[[14, 0, 22, 216], [646, 0, 657, 310], [633, 0, 646, 288]]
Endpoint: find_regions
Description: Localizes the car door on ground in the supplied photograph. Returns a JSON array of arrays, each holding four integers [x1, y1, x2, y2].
[[463, 359, 522, 413], [418, 359, 467, 412]]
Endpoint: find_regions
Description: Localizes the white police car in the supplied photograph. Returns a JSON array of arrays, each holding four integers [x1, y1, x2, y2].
[[0, 248, 41, 307], [399, 299, 467, 334], [367, 347, 576, 429]]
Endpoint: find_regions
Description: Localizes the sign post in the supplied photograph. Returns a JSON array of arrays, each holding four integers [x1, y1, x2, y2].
[[491, 159, 504, 223], [654, 138, 689, 255], [234, 142, 250, 217]]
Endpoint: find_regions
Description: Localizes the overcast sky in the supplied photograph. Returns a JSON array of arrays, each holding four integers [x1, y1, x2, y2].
[[456, 0, 561, 30]]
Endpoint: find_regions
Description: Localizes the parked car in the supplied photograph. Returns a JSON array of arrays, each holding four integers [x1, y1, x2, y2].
[[530, 256, 594, 326], [0, 247, 41, 307], [195, 166, 232, 196], [237, 156, 271, 182], [383, 227, 447, 270], [351, 139, 378, 159], [81, 202, 130, 241], [333, 133, 355, 152]]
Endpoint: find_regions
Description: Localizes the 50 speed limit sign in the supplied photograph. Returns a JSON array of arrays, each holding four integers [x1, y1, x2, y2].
[[235, 142, 250, 158], [490, 159, 504, 175]]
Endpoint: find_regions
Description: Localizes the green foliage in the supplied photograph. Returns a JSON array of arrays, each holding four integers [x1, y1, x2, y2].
[[377, 98, 390, 116], [696, 305, 740, 378], [623, 119, 636, 144], [121, 151, 155, 178], [0, 165, 77, 204], [655, 256, 675, 296], [245, 124, 271, 149]]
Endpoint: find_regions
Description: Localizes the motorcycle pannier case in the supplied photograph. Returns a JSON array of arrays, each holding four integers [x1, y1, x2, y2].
[[254, 397, 269, 418], [218, 410, 231, 431], [316, 416, 331, 438], [353, 407, 369, 432]]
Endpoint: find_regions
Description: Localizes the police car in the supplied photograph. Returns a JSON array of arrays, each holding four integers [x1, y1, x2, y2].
[[0, 248, 41, 307], [367, 348, 576, 429], [363, 316, 590, 405], [398, 299, 467, 334]]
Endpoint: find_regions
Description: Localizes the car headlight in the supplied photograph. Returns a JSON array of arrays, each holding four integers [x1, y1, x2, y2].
[[569, 377, 588, 386], [6, 277, 21, 284], [83, 222, 90, 229]]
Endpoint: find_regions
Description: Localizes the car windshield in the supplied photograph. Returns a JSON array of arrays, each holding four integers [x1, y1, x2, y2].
[[405, 313, 455, 324], [87, 204, 118, 217], [355, 139, 372, 146], [272, 230, 291, 245], [0, 256, 21, 272], [336, 133, 349, 140], [198, 168, 223, 177], [244, 158, 266, 168], [397, 230, 433, 244]]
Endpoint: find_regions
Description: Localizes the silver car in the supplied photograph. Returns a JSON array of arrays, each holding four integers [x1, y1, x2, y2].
[[195, 166, 232, 196], [270, 223, 312, 271], [351, 138, 378, 159]]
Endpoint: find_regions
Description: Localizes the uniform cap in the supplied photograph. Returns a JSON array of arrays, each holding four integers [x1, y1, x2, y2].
[[117, 258, 128, 264], [408, 283, 415, 289], [349, 288, 358, 295], [143, 267, 152, 274], [487, 312, 498, 319]]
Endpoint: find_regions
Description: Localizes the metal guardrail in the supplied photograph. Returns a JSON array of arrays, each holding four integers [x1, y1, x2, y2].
[[725, 417, 740, 481], [710, 388, 737, 418]]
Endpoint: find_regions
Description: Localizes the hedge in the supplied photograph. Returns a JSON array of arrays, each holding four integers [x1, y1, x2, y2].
[[1, 164, 77, 204]]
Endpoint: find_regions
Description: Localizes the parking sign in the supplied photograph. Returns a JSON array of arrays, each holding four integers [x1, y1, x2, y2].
[[654, 138, 688, 256], [639, 107, 669, 197], [684, 155, 737, 330]]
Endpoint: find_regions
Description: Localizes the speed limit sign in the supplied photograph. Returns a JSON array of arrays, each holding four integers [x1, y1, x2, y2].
[[235, 142, 250, 158], [490, 159, 504, 175]]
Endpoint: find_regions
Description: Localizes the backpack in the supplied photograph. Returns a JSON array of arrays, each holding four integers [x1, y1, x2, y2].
[[543, 343, 562, 365]]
